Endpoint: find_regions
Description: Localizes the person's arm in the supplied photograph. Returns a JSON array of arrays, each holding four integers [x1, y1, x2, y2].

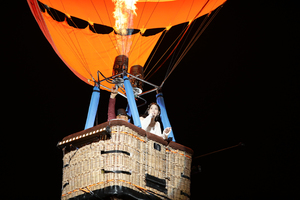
[[107, 98, 116, 121], [162, 127, 171, 140], [154, 122, 170, 140], [107, 87, 118, 121], [140, 114, 153, 130]]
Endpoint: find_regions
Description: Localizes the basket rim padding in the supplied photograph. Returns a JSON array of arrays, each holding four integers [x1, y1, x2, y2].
[[59, 120, 193, 155]]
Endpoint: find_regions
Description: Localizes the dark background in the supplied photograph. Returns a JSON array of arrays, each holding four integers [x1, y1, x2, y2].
[[3, 1, 299, 199]]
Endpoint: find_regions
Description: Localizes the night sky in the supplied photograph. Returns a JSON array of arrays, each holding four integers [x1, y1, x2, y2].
[[3, 1, 299, 199]]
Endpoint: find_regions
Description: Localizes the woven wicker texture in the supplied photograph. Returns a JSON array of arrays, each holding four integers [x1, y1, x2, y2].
[[61, 123, 192, 200]]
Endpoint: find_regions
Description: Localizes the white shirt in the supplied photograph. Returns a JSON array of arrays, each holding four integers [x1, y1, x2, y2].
[[140, 115, 169, 140]]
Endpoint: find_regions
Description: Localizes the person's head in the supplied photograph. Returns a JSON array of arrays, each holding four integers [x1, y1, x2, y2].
[[144, 103, 161, 121], [116, 108, 129, 121]]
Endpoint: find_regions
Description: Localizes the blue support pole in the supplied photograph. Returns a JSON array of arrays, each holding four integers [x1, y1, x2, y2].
[[156, 92, 175, 141], [84, 86, 100, 130], [123, 76, 141, 127]]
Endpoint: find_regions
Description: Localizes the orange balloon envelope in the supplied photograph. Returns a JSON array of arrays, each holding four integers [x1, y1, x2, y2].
[[27, 0, 226, 93]]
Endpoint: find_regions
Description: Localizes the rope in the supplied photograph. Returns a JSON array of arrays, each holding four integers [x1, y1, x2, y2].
[[145, 0, 211, 81], [193, 142, 244, 159], [90, 0, 119, 58], [160, 5, 223, 87], [79, 186, 104, 200], [143, 30, 168, 73], [63, 179, 164, 199], [43, 4, 95, 81], [143, 0, 200, 78]]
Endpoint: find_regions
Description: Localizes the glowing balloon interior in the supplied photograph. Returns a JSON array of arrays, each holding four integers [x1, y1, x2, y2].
[[27, 0, 226, 94]]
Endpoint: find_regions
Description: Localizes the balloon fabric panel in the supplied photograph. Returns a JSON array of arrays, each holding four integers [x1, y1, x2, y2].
[[28, 0, 226, 92], [38, 0, 226, 29], [40, 8, 162, 92]]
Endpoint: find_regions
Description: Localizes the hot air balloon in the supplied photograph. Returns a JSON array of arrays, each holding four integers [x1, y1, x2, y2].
[[27, 0, 226, 199]]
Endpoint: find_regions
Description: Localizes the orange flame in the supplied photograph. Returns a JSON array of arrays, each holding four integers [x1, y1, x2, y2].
[[113, 0, 138, 35], [113, 0, 138, 55]]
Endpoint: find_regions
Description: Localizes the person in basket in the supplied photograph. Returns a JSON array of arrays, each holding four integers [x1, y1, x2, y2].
[[107, 86, 129, 122], [140, 103, 171, 140]]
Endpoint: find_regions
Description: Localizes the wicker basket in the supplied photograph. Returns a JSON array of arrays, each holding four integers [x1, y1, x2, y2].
[[58, 120, 193, 200]]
